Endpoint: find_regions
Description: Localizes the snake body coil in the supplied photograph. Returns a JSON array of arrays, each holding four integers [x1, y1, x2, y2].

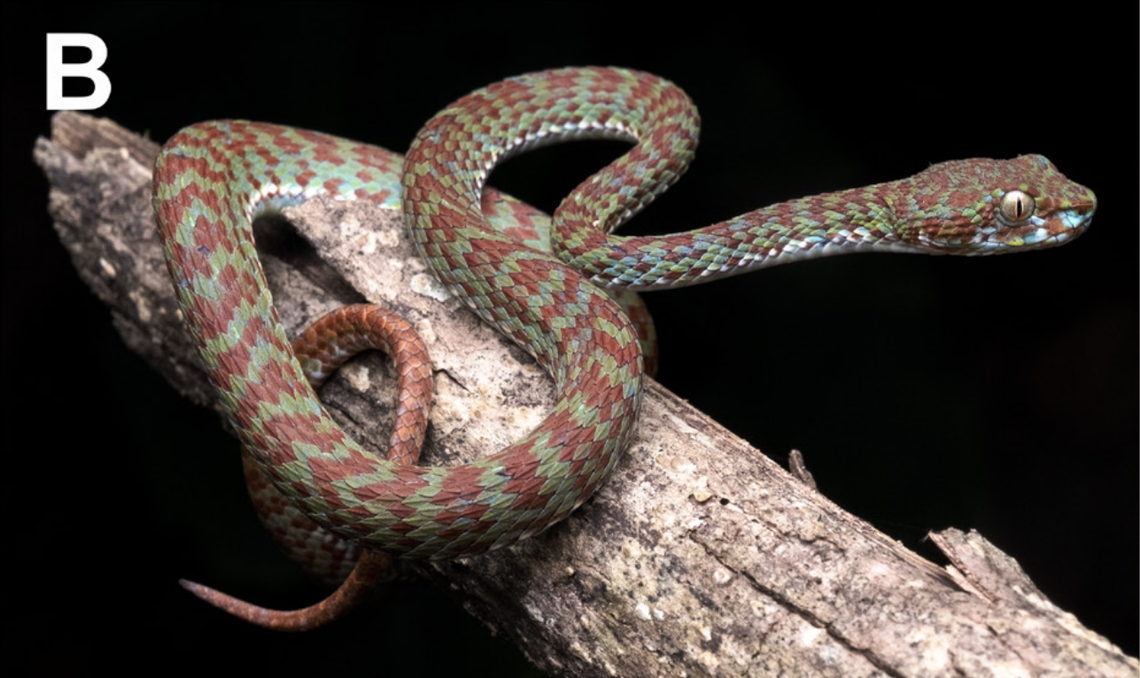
[[153, 67, 1096, 562]]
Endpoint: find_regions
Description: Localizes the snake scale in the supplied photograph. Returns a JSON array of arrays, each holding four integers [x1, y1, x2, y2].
[[153, 66, 1096, 618]]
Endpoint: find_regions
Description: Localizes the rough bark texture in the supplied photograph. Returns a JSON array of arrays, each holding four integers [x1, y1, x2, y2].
[[35, 111, 1137, 678]]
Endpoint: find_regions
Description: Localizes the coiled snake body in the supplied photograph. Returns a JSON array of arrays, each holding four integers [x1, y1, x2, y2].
[[153, 67, 1096, 615]]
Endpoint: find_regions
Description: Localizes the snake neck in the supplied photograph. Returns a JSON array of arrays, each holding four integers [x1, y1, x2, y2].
[[555, 181, 911, 289]]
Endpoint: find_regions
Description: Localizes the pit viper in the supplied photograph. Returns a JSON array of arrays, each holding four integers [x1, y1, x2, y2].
[[153, 66, 1096, 623]]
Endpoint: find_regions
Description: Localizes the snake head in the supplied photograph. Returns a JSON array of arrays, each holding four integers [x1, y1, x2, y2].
[[893, 154, 1096, 254]]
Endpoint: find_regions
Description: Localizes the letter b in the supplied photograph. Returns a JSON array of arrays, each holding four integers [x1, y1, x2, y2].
[[46, 34, 111, 110]]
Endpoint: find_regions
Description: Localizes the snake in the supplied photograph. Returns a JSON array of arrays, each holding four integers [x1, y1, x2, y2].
[[153, 66, 1096, 623], [181, 303, 434, 629]]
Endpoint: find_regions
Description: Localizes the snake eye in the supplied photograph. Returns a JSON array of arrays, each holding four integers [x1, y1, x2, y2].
[[999, 190, 1036, 223]]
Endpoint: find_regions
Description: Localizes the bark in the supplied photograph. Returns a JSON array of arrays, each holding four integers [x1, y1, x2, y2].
[[34, 111, 1137, 678]]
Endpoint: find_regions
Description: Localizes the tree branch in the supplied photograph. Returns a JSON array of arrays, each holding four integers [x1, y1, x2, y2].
[[35, 111, 1137, 678]]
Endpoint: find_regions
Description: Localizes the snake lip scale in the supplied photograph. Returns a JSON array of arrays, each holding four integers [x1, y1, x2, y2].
[[153, 67, 1096, 568]]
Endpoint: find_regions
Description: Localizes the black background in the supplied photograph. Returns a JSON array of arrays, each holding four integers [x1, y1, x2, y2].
[[4, 3, 1136, 674]]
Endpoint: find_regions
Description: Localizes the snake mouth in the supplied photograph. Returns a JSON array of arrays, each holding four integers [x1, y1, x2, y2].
[[912, 202, 1096, 255], [969, 206, 1095, 253], [1060, 204, 1096, 233]]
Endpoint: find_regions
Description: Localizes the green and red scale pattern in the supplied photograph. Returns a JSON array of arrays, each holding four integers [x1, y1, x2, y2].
[[154, 67, 1096, 562]]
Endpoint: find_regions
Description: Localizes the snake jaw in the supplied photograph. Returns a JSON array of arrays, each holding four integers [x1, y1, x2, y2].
[[990, 202, 1095, 251]]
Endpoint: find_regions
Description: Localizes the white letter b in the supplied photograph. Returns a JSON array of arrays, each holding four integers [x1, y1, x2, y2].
[[47, 33, 111, 110]]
